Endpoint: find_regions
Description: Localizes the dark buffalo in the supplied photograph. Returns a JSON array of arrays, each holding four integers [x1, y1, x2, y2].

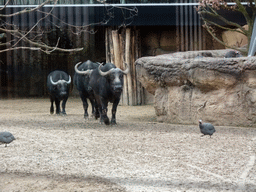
[[73, 60, 100, 119], [89, 63, 129, 125], [47, 70, 71, 115]]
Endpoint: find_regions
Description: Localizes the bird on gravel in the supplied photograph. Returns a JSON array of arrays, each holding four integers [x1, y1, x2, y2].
[[0, 132, 16, 147], [198, 120, 216, 138]]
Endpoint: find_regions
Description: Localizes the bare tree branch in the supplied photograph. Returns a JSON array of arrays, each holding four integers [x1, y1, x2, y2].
[[0, 0, 11, 11], [197, 0, 256, 54], [0, 46, 40, 53], [204, 22, 247, 54], [0, 0, 85, 53], [11, 0, 58, 48], [0, 0, 55, 17], [0, 1, 138, 54]]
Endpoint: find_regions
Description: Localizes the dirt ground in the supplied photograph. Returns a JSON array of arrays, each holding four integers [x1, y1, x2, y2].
[[0, 98, 256, 192]]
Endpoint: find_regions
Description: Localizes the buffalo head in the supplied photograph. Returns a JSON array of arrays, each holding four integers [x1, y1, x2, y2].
[[50, 75, 71, 98], [98, 64, 129, 93]]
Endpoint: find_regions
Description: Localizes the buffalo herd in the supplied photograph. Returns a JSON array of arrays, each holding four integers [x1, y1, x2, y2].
[[47, 61, 129, 125]]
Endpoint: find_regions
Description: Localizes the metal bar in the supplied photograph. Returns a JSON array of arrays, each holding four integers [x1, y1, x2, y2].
[[248, 19, 256, 56], [0, 3, 201, 8], [1, 2, 248, 8]]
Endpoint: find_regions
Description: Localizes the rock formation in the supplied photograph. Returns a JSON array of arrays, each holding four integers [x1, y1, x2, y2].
[[135, 49, 256, 127]]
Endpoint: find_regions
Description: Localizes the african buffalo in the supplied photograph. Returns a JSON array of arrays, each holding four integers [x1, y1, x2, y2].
[[89, 63, 129, 125], [73, 60, 100, 119], [47, 70, 71, 115]]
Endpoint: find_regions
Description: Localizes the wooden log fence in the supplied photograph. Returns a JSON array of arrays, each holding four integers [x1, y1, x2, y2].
[[105, 26, 144, 106]]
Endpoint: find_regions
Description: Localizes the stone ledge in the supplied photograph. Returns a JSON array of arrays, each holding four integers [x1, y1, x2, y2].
[[135, 49, 256, 127]]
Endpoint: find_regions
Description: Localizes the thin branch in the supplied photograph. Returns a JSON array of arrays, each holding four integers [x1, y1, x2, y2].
[[202, 17, 248, 36], [0, 1, 137, 54], [197, 0, 254, 54], [0, 0, 55, 17], [235, 0, 253, 25], [199, 8, 244, 30], [0, 47, 40, 53], [0, 0, 11, 11], [204, 23, 247, 54], [45, 37, 60, 54], [0, 21, 83, 53], [12, 0, 58, 48]]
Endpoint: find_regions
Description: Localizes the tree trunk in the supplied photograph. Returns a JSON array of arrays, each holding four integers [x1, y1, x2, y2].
[[125, 28, 134, 105]]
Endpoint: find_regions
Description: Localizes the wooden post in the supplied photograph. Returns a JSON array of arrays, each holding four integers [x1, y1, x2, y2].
[[119, 29, 127, 105], [131, 29, 137, 105], [105, 29, 111, 63], [108, 27, 115, 64], [125, 28, 134, 105], [135, 28, 144, 105], [112, 30, 122, 69]]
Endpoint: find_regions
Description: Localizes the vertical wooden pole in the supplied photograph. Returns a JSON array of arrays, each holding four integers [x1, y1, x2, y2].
[[108, 27, 115, 64], [105, 28, 111, 63], [131, 29, 137, 105], [125, 28, 134, 105], [135, 28, 144, 105], [112, 30, 122, 69], [119, 29, 127, 105]]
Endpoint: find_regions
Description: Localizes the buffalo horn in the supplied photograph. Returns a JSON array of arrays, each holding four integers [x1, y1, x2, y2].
[[66, 75, 72, 84], [74, 61, 93, 75], [98, 64, 113, 76], [98, 63, 129, 76], [121, 63, 129, 74], [50, 75, 71, 85]]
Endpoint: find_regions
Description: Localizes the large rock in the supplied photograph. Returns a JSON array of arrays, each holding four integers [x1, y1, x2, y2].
[[222, 25, 248, 48], [135, 49, 256, 127]]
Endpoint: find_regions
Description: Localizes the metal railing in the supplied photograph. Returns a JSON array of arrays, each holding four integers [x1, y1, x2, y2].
[[1, 0, 179, 5]]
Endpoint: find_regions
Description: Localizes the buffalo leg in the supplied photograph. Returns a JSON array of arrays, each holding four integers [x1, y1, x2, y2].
[[94, 102, 100, 120], [111, 99, 120, 125], [55, 99, 61, 114], [80, 93, 89, 118], [95, 96, 109, 125], [50, 97, 54, 114], [95, 97, 104, 124], [100, 98, 110, 125], [61, 97, 68, 115], [88, 97, 99, 119]]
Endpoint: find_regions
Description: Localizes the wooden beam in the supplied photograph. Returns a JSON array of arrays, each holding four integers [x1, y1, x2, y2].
[[125, 28, 134, 105], [112, 30, 122, 69]]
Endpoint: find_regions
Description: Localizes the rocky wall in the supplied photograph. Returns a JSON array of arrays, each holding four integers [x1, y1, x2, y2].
[[135, 49, 256, 127]]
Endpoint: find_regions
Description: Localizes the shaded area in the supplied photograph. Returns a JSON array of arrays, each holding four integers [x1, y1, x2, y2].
[[0, 172, 126, 192]]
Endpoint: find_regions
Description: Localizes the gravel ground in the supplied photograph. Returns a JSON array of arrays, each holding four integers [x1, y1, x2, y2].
[[0, 98, 256, 192]]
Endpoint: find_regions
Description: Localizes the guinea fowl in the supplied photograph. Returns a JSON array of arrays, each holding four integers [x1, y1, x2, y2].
[[198, 120, 216, 138], [224, 50, 242, 58], [0, 132, 16, 147]]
